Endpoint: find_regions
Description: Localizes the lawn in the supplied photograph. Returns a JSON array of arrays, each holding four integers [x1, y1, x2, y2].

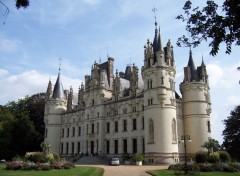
[[147, 169, 240, 176], [0, 163, 104, 176]]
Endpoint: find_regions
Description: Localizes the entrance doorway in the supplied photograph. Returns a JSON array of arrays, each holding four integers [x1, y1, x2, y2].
[[91, 141, 94, 154]]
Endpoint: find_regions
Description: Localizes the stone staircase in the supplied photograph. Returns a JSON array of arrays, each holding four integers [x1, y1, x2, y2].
[[73, 155, 108, 165]]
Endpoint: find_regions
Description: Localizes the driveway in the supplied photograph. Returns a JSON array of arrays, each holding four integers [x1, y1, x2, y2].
[[78, 164, 168, 176]]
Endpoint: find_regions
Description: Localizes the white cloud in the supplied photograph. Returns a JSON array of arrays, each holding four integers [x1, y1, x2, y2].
[[0, 69, 82, 105], [207, 62, 240, 88]]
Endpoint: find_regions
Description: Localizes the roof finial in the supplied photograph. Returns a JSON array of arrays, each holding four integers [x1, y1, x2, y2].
[[58, 58, 62, 73], [152, 7, 158, 27]]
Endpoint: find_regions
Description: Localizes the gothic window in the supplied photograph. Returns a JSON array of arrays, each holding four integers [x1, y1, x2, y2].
[[132, 119, 137, 130], [142, 105, 144, 111], [92, 123, 94, 134], [71, 142, 74, 155], [161, 76, 164, 85], [86, 124, 89, 134], [142, 117, 145, 129], [207, 120, 211, 132], [150, 79, 153, 89], [107, 122, 110, 133], [97, 112, 99, 117], [123, 139, 127, 153], [149, 119, 154, 143], [92, 99, 94, 106], [67, 128, 70, 137], [148, 98, 153, 105], [132, 138, 137, 153], [78, 126, 81, 136], [115, 110, 118, 116], [172, 119, 177, 143], [66, 143, 69, 154], [72, 127, 75, 137], [115, 121, 118, 132], [132, 107, 136, 112], [123, 119, 127, 132], [62, 128, 64, 138], [106, 140, 110, 154], [77, 142, 80, 154], [114, 140, 118, 154]]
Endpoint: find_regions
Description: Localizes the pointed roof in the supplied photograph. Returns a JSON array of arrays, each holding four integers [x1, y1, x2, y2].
[[52, 73, 65, 99], [187, 49, 199, 81], [157, 27, 162, 51]]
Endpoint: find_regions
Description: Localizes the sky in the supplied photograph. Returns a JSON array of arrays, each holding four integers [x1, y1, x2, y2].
[[0, 0, 239, 144]]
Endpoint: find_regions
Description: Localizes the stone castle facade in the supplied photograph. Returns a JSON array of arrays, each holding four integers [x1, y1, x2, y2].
[[44, 22, 212, 164]]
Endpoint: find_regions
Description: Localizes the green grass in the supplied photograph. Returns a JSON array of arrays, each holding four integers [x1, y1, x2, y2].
[[146, 169, 240, 176], [0, 163, 104, 176]]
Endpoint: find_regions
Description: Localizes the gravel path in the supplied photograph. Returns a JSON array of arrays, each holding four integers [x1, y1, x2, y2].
[[77, 164, 168, 176]]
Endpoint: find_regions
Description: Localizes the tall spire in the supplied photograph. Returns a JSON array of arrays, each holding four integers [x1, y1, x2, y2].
[[157, 27, 162, 51], [152, 7, 158, 53], [186, 48, 199, 81], [46, 77, 53, 100], [52, 59, 65, 99]]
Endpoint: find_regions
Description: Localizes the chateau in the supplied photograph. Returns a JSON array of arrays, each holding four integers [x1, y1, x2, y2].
[[44, 22, 212, 164]]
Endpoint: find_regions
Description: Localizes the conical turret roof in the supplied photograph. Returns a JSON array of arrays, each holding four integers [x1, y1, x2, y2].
[[52, 73, 65, 99]]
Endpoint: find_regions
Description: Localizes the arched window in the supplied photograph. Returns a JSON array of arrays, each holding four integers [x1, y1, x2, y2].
[[172, 119, 177, 143], [149, 119, 154, 143]]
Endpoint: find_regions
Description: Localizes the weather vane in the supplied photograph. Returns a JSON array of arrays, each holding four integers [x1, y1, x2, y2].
[[59, 58, 62, 73], [152, 7, 157, 24]]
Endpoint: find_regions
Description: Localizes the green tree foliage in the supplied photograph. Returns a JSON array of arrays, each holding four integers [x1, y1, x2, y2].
[[0, 106, 16, 159], [16, 0, 30, 9], [176, 0, 240, 56], [0, 93, 45, 160], [222, 105, 240, 161], [201, 138, 221, 157]]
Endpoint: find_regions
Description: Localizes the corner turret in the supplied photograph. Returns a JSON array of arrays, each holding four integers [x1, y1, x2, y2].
[[180, 51, 211, 154]]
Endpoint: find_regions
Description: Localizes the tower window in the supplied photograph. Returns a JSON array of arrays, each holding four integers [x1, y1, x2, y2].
[[107, 122, 110, 133], [92, 99, 94, 106], [161, 76, 164, 85], [207, 120, 211, 132]]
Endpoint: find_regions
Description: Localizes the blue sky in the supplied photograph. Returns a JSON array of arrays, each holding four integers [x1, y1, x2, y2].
[[0, 0, 239, 144]]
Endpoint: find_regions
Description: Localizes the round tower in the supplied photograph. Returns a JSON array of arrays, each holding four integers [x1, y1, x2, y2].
[[180, 51, 211, 154], [44, 72, 67, 153], [142, 22, 178, 164]]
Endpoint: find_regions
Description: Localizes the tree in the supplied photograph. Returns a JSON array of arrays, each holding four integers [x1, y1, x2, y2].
[[176, 0, 240, 56], [0, 106, 16, 160], [222, 105, 240, 161], [0, 93, 46, 159], [201, 138, 221, 157], [0, 0, 29, 24]]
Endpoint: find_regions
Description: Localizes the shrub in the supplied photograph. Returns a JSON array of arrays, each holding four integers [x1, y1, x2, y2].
[[135, 153, 144, 161], [6, 161, 25, 170], [25, 152, 47, 163], [51, 162, 63, 169], [208, 152, 220, 163], [195, 151, 208, 163], [218, 151, 231, 163], [198, 163, 214, 172], [52, 152, 60, 162]]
